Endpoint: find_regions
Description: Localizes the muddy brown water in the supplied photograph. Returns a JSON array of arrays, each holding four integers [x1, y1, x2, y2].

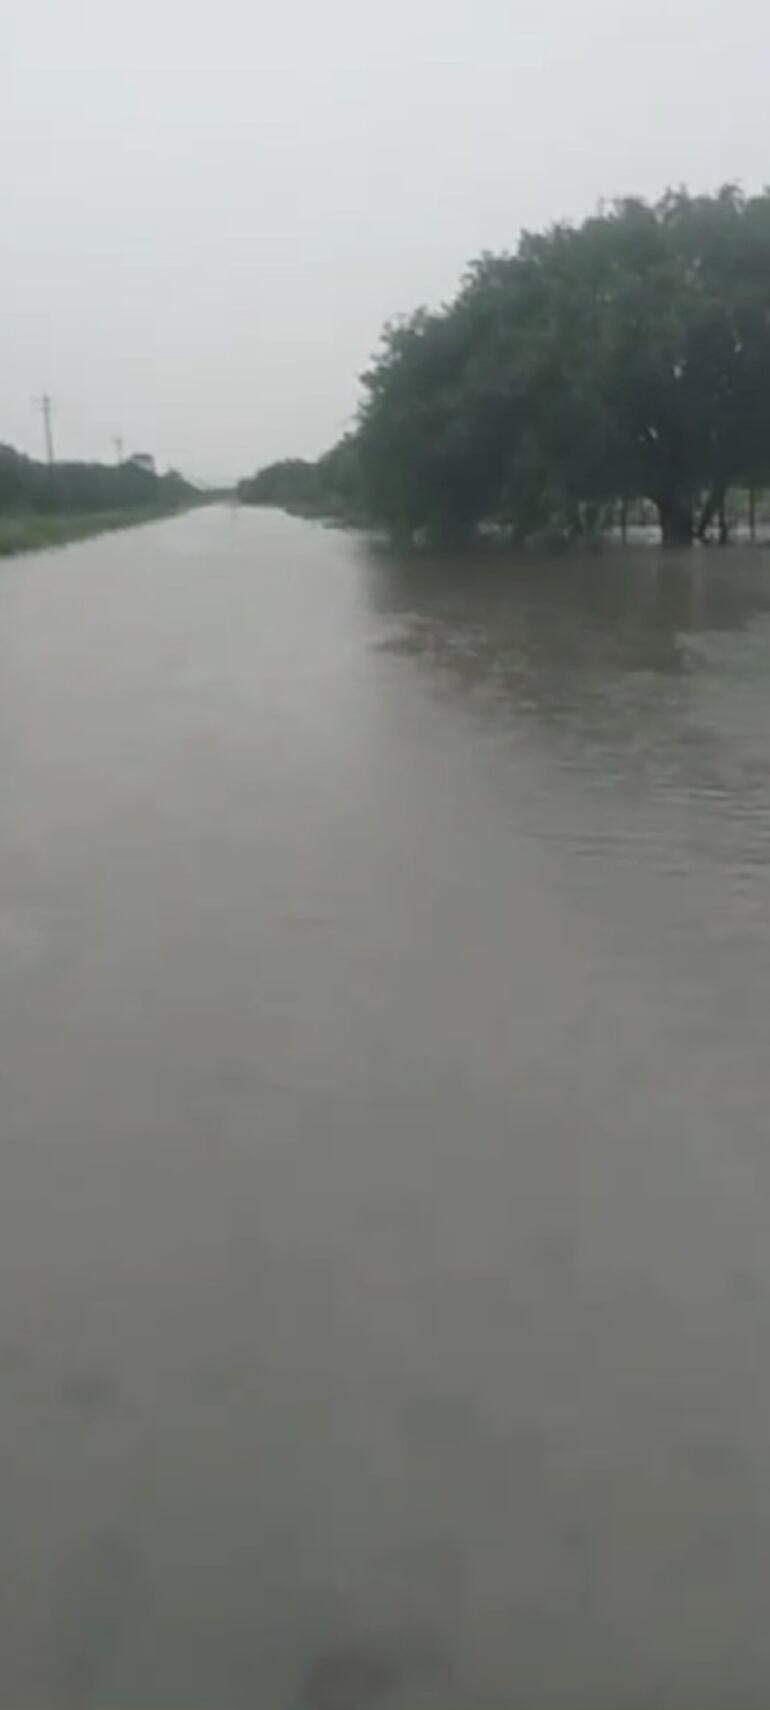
[[2, 507, 770, 1707]]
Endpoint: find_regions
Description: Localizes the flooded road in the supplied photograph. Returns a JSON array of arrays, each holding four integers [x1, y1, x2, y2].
[[2, 505, 770, 1708]]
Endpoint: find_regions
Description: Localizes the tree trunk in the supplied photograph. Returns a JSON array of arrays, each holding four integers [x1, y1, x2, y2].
[[657, 495, 693, 547], [749, 487, 756, 544], [718, 497, 729, 547], [620, 497, 628, 545], [695, 481, 726, 543]]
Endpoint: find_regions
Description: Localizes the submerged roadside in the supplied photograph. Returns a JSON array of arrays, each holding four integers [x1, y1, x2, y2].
[[0, 503, 196, 558]]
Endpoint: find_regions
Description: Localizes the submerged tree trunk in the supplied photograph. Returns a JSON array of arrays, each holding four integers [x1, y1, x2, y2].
[[696, 481, 727, 544], [428, 515, 477, 551], [657, 495, 693, 547]]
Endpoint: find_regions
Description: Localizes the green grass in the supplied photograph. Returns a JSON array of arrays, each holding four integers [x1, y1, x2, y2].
[[0, 505, 188, 558]]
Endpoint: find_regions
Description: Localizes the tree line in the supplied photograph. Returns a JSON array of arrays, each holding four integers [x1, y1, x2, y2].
[[239, 187, 770, 547], [237, 438, 363, 522], [0, 444, 196, 517]]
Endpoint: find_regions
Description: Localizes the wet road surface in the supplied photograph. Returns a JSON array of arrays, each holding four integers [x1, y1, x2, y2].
[[2, 507, 770, 1707]]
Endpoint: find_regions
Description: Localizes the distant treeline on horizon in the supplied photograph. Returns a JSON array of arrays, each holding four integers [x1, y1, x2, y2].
[[0, 443, 198, 518], [239, 186, 770, 548]]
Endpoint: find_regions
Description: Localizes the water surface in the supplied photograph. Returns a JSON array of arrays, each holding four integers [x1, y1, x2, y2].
[[2, 509, 770, 1707]]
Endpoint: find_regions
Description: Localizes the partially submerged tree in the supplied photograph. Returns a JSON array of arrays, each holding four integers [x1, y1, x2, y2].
[[356, 186, 770, 546], [239, 188, 770, 547]]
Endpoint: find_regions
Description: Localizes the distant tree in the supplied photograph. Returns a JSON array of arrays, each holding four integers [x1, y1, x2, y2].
[[0, 443, 197, 517], [238, 442, 365, 518], [238, 459, 321, 509]]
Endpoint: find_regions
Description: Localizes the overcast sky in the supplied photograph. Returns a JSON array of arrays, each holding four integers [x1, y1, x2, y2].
[[4, 0, 770, 481]]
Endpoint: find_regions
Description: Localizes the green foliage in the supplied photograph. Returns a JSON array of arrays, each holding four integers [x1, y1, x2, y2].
[[358, 187, 770, 545], [0, 445, 197, 520], [237, 458, 321, 509], [242, 186, 770, 548], [238, 436, 365, 520]]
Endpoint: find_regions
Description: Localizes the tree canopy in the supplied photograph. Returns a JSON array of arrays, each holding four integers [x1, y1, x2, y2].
[[237, 436, 363, 519], [240, 187, 770, 547], [0, 445, 196, 517]]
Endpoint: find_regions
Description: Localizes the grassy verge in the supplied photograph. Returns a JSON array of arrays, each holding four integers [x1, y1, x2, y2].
[[0, 505, 191, 559]]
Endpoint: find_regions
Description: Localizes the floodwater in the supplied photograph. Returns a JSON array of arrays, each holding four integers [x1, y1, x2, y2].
[[2, 507, 770, 1709]]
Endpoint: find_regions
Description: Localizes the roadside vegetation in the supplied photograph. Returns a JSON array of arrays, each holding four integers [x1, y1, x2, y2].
[[0, 445, 201, 557], [239, 186, 770, 548]]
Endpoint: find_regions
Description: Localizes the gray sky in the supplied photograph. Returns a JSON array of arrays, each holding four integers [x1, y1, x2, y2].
[[4, 0, 770, 482]]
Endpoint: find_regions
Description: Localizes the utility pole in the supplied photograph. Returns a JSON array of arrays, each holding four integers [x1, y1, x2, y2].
[[113, 435, 124, 464], [35, 394, 55, 467]]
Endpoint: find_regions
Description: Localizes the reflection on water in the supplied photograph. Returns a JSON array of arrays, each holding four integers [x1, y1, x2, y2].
[[367, 539, 770, 897], [366, 538, 770, 687], [366, 540, 770, 1088], [2, 513, 770, 1708]]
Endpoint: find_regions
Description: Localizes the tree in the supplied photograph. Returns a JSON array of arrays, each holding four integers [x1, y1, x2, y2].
[[0, 443, 197, 517], [237, 459, 321, 509], [347, 186, 770, 547]]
